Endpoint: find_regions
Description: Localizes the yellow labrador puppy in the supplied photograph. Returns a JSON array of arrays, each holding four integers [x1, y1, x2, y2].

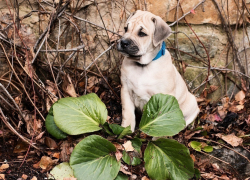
[[118, 10, 199, 131]]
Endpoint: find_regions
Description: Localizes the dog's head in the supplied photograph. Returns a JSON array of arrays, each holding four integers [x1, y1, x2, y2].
[[117, 10, 172, 63]]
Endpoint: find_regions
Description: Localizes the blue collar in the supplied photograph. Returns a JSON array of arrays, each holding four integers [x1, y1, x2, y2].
[[152, 41, 166, 61]]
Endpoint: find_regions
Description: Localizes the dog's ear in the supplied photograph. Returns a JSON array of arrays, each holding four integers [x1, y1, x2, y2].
[[152, 16, 172, 47]]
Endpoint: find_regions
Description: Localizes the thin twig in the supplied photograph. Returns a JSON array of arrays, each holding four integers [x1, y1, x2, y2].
[[65, 12, 122, 37], [187, 65, 250, 79], [192, 137, 250, 163], [85, 44, 115, 71], [169, 0, 206, 27], [212, 0, 246, 76], [39, 44, 85, 52], [0, 42, 45, 121], [0, 108, 39, 150], [0, 83, 25, 120]]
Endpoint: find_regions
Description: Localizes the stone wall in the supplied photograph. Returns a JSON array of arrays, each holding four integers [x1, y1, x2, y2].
[[0, 0, 249, 101]]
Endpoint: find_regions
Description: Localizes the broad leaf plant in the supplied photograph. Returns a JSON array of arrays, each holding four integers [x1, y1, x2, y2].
[[46, 93, 196, 180]]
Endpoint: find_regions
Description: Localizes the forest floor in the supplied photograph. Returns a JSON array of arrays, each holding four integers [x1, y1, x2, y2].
[[0, 78, 250, 180]]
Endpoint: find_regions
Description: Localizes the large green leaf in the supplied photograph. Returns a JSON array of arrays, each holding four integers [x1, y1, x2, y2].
[[49, 162, 74, 180], [139, 94, 185, 137], [45, 106, 67, 139], [144, 138, 194, 180], [70, 135, 121, 180], [53, 93, 107, 135]]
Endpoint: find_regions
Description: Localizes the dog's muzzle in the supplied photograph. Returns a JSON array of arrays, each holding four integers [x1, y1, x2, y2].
[[117, 39, 141, 59]]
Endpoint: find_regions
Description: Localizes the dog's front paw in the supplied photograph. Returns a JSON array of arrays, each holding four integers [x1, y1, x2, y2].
[[121, 114, 136, 132]]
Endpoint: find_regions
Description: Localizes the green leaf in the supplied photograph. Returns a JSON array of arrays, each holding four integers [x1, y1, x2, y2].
[[70, 135, 120, 180], [194, 168, 201, 179], [122, 151, 141, 166], [103, 122, 114, 135], [53, 93, 107, 135], [117, 126, 132, 139], [45, 106, 67, 139], [139, 94, 185, 137], [194, 127, 203, 131], [109, 124, 125, 135], [49, 162, 74, 180], [190, 141, 202, 152], [131, 138, 142, 153], [203, 145, 213, 153], [144, 138, 194, 180], [115, 172, 128, 180]]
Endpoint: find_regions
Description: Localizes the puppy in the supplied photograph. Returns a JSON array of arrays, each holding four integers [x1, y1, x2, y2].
[[118, 10, 199, 131]]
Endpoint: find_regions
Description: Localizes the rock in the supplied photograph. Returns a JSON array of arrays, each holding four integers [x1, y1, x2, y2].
[[138, 0, 250, 25], [209, 147, 250, 179]]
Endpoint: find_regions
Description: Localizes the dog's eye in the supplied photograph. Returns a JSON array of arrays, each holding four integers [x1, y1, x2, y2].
[[138, 31, 147, 37], [124, 27, 128, 32]]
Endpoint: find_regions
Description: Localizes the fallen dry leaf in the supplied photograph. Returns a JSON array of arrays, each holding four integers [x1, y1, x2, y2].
[[208, 85, 219, 94], [22, 174, 28, 180], [60, 141, 71, 162], [113, 142, 124, 150], [115, 151, 123, 161], [217, 106, 227, 119], [202, 124, 214, 132], [221, 97, 229, 109], [190, 154, 196, 162], [123, 141, 134, 152], [241, 78, 248, 92], [184, 130, 201, 140], [228, 104, 238, 113], [236, 104, 244, 111], [87, 76, 100, 90], [218, 133, 243, 147], [0, 174, 5, 180], [53, 152, 60, 159], [14, 96, 21, 105], [201, 172, 216, 179], [207, 113, 222, 122], [235, 90, 245, 102], [23, 112, 43, 136], [0, 164, 9, 172], [45, 137, 57, 149], [119, 165, 132, 175], [33, 161, 40, 169], [246, 115, 250, 126], [35, 131, 45, 140], [39, 156, 54, 170], [63, 178, 77, 180], [31, 177, 37, 180], [141, 176, 150, 180], [220, 174, 230, 180], [45, 80, 58, 112], [196, 97, 206, 103], [13, 140, 29, 153], [212, 163, 220, 171], [62, 74, 77, 97], [130, 174, 137, 180]]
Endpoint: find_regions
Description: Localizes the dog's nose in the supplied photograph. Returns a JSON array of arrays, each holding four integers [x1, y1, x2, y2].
[[120, 39, 131, 48]]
